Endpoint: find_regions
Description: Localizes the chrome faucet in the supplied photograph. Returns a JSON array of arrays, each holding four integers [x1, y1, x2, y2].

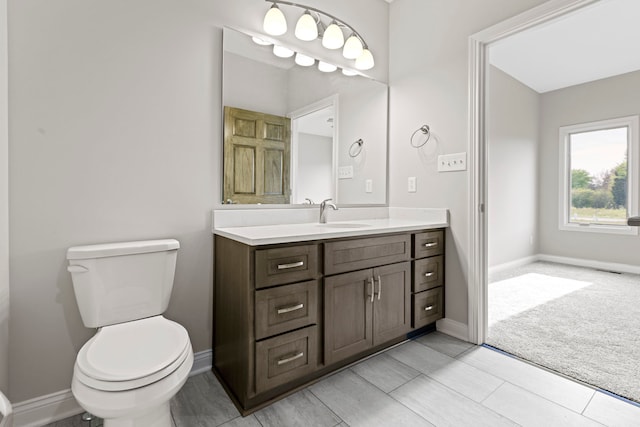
[[319, 198, 338, 223]]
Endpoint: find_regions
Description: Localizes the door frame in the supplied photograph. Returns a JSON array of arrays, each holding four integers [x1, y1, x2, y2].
[[467, 0, 599, 344]]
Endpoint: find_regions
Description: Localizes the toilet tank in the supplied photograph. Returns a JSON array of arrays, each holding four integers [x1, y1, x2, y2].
[[67, 239, 180, 328]]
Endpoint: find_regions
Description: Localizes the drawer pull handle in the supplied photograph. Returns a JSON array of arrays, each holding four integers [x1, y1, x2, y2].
[[424, 305, 434, 311], [376, 275, 382, 301], [424, 271, 435, 278], [424, 242, 438, 248], [277, 352, 304, 366], [277, 303, 304, 315], [277, 261, 304, 270]]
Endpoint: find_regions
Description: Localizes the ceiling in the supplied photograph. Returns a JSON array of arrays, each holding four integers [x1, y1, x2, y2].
[[489, 0, 640, 93]]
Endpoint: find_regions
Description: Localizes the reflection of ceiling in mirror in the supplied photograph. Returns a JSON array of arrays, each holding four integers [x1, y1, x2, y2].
[[490, 0, 640, 93]]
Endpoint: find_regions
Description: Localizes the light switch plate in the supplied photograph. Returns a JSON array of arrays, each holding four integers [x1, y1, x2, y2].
[[365, 179, 373, 193], [438, 152, 467, 172], [338, 165, 354, 179]]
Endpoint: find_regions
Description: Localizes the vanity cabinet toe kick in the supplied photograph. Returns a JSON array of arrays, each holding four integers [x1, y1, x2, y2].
[[213, 228, 445, 414]]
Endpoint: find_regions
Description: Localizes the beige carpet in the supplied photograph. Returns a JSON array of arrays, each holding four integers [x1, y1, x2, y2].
[[487, 262, 640, 403]]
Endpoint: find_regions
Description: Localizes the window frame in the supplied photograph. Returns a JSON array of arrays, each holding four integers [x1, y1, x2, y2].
[[558, 115, 639, 235]]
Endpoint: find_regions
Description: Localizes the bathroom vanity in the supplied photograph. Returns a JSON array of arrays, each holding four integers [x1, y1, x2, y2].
[[212, 209, 448, 414]]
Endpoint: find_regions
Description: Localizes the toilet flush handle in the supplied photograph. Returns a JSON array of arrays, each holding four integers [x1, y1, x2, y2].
[[67, 265, 89, 273]]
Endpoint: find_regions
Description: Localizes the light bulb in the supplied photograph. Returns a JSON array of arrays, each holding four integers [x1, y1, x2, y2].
[[263, 4, 287, 36], [342, 68, 358, 76], [273, 45, 294, 58], [322, 21, 344, 49], [343, 34, 363, 59], [318, 61, 337, 73], [355, 48, 374, 70], [295, 10, 318, 41], [295, 53, 315, 67], [252, 36, 272, 46]]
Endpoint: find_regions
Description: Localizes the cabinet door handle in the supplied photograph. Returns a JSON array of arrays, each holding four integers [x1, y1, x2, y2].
[[276, 352, 304, 366], [277, 303, 304, 315], [424, 305, 434, 311], [376, 275, 382, 301], [424, 271, 435, 278], [424, 242, 438, 248], [369, 277, 375, 303], [277, 261, 304, 270]]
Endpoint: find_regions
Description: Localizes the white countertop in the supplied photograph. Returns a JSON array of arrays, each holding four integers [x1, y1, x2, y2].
[[212, 207, 449, 246]]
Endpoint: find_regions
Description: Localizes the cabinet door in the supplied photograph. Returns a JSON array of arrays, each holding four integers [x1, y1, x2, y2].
[[324, 269, 373, 365], [372, 262, 411, 345]]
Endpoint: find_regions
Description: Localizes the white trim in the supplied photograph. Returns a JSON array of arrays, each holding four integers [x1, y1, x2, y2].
[[436, 318, 469, 342], [190, 349, 213, 377], [538, 254, 640, 275], [12, 349, 213, 427], [558, 116, 639, 235], [13, 389, 81, 427], [488, 255, 540, 276], [468, 0, 600, 346]]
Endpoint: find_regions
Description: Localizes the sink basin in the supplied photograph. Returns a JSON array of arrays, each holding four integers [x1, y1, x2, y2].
[[316, 223, 370, 229]]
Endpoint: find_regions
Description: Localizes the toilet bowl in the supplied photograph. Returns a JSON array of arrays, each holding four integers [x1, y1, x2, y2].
[[0, 390, 12, 427], [67, 239, 192, 427]]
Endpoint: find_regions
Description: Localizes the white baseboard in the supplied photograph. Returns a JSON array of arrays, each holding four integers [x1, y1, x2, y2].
[[537, 254, 640, 275], [488, 255, 540, 276], [190, 349, 212, 377], [436, 318, 469, 342], [12, 349, 213, 427]]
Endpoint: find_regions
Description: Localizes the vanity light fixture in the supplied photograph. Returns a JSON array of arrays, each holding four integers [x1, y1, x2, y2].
[[273, 44, 294, 58], [295, 10, 318, 41], [263, 3, 287, 36], [318, 61, 337, 73], [341, 68, 358, 77], [262, 0, 374, 70], [295, 52, 315, 66]]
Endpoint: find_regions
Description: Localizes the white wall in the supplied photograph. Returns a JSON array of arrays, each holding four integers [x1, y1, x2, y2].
[[539, 70, 640, 264], [388, 0, 547, 326], [8, 0, 389, 405], [488, 66, 539, 267], [296, 133, 333, 202], [0, 0, 9, 395]]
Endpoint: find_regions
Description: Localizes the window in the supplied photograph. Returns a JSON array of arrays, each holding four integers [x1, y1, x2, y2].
[[559, 116, 639, 234]]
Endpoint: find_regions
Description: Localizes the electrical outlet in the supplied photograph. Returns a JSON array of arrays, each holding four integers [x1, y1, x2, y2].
[[408, 177, 417, 192], [365, 179, 373, 193], [438, 152, 467, 172], [338, 165, 354, 179]]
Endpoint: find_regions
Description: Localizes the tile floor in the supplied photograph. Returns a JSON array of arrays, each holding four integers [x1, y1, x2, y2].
[[44, 332, 640, 427]]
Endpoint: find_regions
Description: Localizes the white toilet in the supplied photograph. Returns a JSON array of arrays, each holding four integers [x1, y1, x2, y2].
[[67, 239, 193, 427]]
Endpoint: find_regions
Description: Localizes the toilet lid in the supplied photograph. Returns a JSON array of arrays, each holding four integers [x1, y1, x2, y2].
[[76, 316, 191, 389]]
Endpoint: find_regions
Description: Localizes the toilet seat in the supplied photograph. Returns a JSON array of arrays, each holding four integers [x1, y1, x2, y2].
[[75, 316, 191, 392]]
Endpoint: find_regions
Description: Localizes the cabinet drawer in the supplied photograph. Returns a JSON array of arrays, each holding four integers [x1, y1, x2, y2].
[[412, 287, 443, 328], [324, 234, 411, 275], [255, 325, 318, 393], [256, 244, 319, 289], [414, 230, 444, 259], [255, 280, 318, 340], [413, 255, 443, 292]]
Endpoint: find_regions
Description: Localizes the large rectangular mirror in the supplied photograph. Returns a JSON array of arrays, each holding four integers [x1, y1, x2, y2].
[[222, 27, 388, 205]]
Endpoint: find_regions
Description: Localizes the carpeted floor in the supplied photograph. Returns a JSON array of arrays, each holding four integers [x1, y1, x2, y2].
[[487, 261, 640, 403]]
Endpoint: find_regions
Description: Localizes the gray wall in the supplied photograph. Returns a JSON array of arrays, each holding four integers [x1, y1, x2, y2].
[[388, 0, 547, 326], [0, 0, 8, 394], [488, 66, 539, 267], [539, 70, 640, 264], [7, 0, 389, 404]]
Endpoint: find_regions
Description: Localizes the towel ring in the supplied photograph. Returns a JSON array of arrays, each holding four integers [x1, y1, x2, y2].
[[349, 138, 364, 157], [410, 125, 431, 148]]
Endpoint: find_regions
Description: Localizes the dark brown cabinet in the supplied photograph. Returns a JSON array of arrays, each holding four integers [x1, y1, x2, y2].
[[324, 262, 411, 365], [214, 228, 444, 414]]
